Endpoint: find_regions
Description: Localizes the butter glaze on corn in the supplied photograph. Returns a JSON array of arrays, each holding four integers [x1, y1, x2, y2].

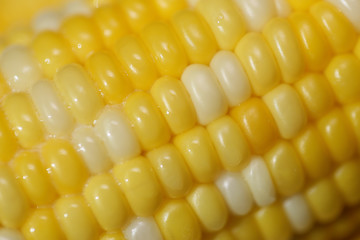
[[0, 0, 360, 239]]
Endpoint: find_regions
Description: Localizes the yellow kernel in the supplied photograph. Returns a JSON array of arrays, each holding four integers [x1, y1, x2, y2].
[[262, 18, 304, 83], [187, 184, 228, 232], [2, 92, 44, 148], [208, 229, 235, 240], [287, 0, 319, 10], [196, 0, 246, 50], [100, 232, 126, 240], [84, 174, 129, 231], [306, 178, 344, 223], [13, 151, 57, 206], [289, 11, 332, 71], [54, 196, 100, 240], [343, 102, 360, 152], [292, 125, 332, 180], [153, 0, 187, 19], [54, 63, 104, 125], [155, 200, 202, 240], [124, 91, 171, 151], [0, 109, 17, 163], [230, 98, 278, 154], [295, 73, 335, 120], [174, 126, 221, 183], [147, 144, 193, 198], [113, 156, 162, 217], [263, 84, 307, 139], [207, 116, 250, 171], [310, 1, 357, 54], [86, 51, 133, 104], [31, 31, 76, 79], [317, 108, 356, 162], [334, 160, 360, 206], [230, 216, 262, 240], [21, 208, 65, 240], [114, 35, 158, 90], [235, 32, 280, 96], [264, 141, 305, 196], [255, 204, 293, 240], [325, 54, 360, 104], [141, 22, 188, 78], [150, 76, 197, 134], [41, 139, 89, 195], [355, 37, 360, 60], [171, 9, 218, 64]]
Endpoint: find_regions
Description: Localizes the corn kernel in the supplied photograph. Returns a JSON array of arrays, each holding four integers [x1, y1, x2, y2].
[[334, 160, 360, 206], [294, 73, 335, 120], [54, 196, 100, 240], [2, 92, 44, 148], [155, 200, 202, 240], [196, 0, 246, 50], [344, 102, 360, 152], [147, 144, 193, 198], [289, 12, 332, 71], [230, 98, 278, 154], [114, 35, 158, 90], [310, 1, 357, 54], [235, 32, 280, 96], [30, 80, 74, 136], [84, 173, 129, 231], [230, 215, 262, 240], [13, 151, 57, 206], [273, 0, 292, 17], [0, 109, 17, 163], [31, 31, 76, 79], [0, 228, 25, 240], [153, 0, 187, 19], [0, 45, 41, 91], [187, 184, 228, 232], [94, 107, 141, 162], [325, 54, 360, 104], [317, 108, 356, 162], [306, 178, 344, 223], [288, 0, 320, 10], [150, 76, 197, 135], [113, 156, 162, 217], [32, 10, 62, 33], [264, 141, 305, 196], [123, 217, 163, 240], [326, 0, 360, 32], [21, 208, 65, 240], [292, 125, 332, 180], [210, 51, 252, 106], [207, 116, 250, 171], [208, 229, 235, 240], [100, 232, 126, 240], [0, 165, 29, 228], [171, 9, 217, 64], [124, 91, 171, 151], [86, 51, 133, 105], [141, 22, 188, 78], [60, 15, 103, 62], [174, 126, 221, 183], [263, 18, 304, 83], [255, 204, 293, 240], [41, 138, 89, 195], [54, 63, 104, 125], [181, 64, 228, 125]]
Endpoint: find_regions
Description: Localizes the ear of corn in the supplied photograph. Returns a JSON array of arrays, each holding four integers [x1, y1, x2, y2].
[[0, 0, 360, 239]]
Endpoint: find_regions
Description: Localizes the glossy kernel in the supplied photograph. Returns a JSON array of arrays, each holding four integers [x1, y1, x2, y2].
[[86, 51, 133, 104], [150, 76, 197, 134], [196, 0, 246, 50], [84, 174, 129, 231], [2, 92, 44, 148], [113, 156, 162, 217], [41, 139, 89, 195], [174, 126, 221, 183], [325, 54, 360, 104], [317, 108, 356, 162], [124, 91, 171, 151], [262, 17, 304, 83], [13, 151, 57, 206], [141, 22, 188, 78], [171, 9, 218, 64], [147, 144, 193, 198], [0, 109, 17, 163], [187, 184, 228, 232], [230, 216, 262, 240], [230, 98, 278, 154], [235, 32, 281, 96], [153, 0, 187, 19], [264, 141, 305, 196], [334, 161, 360, 206], [155, 200, 202, 240]]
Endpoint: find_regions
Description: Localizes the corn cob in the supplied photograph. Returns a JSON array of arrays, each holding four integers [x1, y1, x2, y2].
[[0, 0, 360, 239]]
